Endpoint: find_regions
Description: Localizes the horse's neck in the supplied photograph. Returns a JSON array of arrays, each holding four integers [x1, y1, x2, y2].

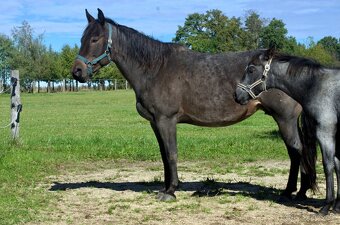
[[111, 27, 170, 94], [266, 63, 313, 104]]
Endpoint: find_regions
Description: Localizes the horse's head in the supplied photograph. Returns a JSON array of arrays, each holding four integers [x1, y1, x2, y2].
[[72, 9, 113, 83], [235, 48, 275, 105]]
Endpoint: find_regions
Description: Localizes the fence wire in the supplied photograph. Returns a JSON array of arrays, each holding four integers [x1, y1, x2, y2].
[[0, 79, 14, 129]]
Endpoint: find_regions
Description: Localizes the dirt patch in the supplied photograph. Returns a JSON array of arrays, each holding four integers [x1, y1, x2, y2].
[[31, 160, 340, 225]]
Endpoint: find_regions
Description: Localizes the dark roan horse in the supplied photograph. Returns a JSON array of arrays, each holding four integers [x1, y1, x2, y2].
[[235, 48, 340, 215], [72, 9, 316, 202]]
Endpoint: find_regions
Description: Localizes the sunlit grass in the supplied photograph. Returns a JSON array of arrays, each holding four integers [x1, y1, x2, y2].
[[0, 90, 287, 224]]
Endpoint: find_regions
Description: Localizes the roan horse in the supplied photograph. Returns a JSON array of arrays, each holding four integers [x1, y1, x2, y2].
[[235, 48, 340, 215], [72, 9, 316, 201]]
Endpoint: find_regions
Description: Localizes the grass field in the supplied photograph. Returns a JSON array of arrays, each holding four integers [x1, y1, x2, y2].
[[0, 90, 288, 224]]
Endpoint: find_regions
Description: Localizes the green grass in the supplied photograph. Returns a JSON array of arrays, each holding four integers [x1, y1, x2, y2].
[[0, 90, 287, 224]]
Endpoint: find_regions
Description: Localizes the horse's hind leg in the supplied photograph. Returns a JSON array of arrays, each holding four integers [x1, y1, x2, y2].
[[275, 117, 302, 199], [150, 117, 178, 201], [317, 124, 336, 215], [332, 128, 340, 213]]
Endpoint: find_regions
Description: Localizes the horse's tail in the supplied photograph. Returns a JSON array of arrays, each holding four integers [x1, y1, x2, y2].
[[299, 111, 318, 192]]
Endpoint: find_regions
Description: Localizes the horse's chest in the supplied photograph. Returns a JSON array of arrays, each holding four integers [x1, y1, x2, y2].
[[136, 101, 154, 121]]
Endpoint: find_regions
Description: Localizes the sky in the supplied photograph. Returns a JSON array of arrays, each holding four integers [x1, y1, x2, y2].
[[1, 0, 339, 52]]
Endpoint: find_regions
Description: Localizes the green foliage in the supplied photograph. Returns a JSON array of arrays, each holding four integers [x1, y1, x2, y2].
[[57, 44, 79, 79], [11, 21, 45, 82], [174, 9, 339, 66], [292, 37, 337, 66], [243, 10, 264, 50], [317, 36, 340, 60], [259, 18, 288, 49], [94, 63, 123, 80], [0, 34, 14, 69], [173, 9, 245, 53]]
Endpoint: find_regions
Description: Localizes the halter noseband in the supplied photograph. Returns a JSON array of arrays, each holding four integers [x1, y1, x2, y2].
[[237, 58, 272, 99], [76, 23, 113, 77]]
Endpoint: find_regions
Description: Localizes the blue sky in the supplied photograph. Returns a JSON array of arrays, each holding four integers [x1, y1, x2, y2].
[[1, 0, 339, 52]]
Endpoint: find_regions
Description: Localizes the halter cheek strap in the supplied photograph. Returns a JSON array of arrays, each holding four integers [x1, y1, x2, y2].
[[237, 58, 272, 99], [76, 23, 113, 76]]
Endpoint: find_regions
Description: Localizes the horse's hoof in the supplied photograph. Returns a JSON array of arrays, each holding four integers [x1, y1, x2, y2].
[[158, 193, 176, 202], [277, 195, 292, 203], [278, 191, 292, 202], [294, 192, 307, 201], [280, 190, 293, 198], [319, 205, 331, 216], [156, 191, 164, 199], [332, 208, 340, 214], [332, 201, 340, 213]]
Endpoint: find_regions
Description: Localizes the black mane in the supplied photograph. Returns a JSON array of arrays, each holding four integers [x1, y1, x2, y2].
[[105, 18, 179, 70], [273, 53, 324, 76]]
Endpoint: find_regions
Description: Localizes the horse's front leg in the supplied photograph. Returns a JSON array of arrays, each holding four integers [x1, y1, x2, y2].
[[151, 116, 178, 201]]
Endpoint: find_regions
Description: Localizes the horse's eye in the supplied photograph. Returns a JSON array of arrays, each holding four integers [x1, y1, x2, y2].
[[248, 66, 255, 74], [91, 37, 99, 43]]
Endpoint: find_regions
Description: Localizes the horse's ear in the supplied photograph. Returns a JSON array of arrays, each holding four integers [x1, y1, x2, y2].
[[85, 9, 95, 23], [97, 8, 105, 25], [264, 46, 276, 60]]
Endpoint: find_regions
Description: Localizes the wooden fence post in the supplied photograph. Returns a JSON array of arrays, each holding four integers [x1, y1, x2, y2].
[[62, 79, 66, 92], [0, 79, 3, 93], [10, 70, 22, 140]]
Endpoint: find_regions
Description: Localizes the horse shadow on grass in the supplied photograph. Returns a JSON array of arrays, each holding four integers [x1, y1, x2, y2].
[[49, 178, 324, 213]]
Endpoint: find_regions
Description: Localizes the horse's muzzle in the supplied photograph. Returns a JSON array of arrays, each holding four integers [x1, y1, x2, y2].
[[234, 87, 250, 105], [72, 64, 88, 83]]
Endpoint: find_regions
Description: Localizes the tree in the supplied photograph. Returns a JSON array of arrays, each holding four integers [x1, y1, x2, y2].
[[259, 18, 288, 49], [0, 34, 15, 86], [0, 34, 14, 69], [282, 36, 299, 54], [291, 37, 336, 66], [317, 36, 339, 60], [11, 21, 47, 91], [243, 10, 264, 50], [38, 46, 60, 92], [173, 12, 207, 51], [173, 9, 245, 53], [58, 44, 79, 79], [95, 64, 123, 80]]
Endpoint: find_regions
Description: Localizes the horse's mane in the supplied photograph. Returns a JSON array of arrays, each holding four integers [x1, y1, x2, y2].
[[273, 53, 324, 76], [105, 18, 181, 69]]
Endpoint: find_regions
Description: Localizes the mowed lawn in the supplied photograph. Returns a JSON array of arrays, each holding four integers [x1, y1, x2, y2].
[[0, 90, 288, 224]]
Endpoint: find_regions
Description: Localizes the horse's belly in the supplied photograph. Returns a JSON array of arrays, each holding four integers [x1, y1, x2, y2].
[[178, 100, 260, 127]]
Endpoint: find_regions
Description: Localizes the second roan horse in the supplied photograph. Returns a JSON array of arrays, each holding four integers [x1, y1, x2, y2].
[[235, 48, 340, 215]]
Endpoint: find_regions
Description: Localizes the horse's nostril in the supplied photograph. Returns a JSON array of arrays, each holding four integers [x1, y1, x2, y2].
[[72, 67, 82, 76]]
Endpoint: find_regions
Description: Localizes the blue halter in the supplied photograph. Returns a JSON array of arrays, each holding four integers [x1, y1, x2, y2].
[[76, 23, 113, 76]]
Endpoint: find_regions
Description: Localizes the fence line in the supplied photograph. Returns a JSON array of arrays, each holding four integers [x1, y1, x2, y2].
[[29, 79, 130, 93]]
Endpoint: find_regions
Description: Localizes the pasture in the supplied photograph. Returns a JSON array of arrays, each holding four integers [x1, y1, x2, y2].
[[0, 91, 338, 224]]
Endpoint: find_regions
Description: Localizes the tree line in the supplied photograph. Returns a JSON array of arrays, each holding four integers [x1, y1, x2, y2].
[[0, 21, 122, 92], [173, 10, 340, 66], [1, 10, 339, 92]]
